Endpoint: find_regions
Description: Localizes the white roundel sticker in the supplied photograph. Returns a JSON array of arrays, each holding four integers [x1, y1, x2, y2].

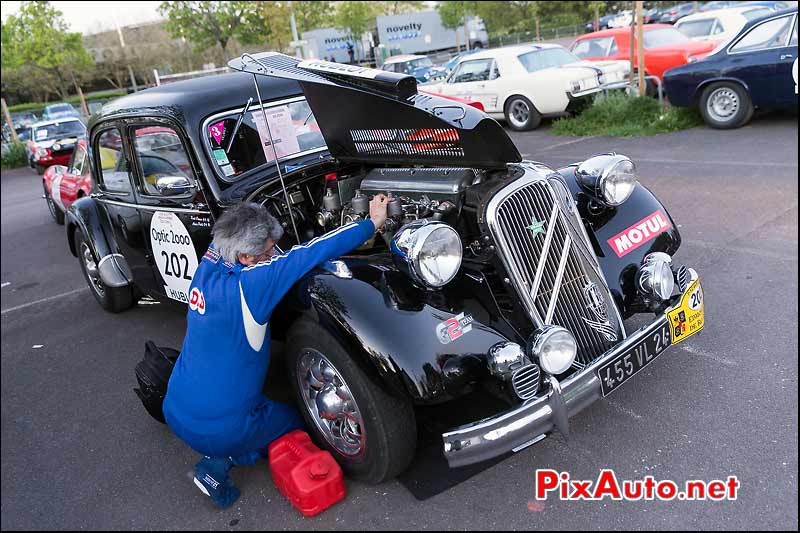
[[51, 174, 65, 210], [149, 211, 198, 303]]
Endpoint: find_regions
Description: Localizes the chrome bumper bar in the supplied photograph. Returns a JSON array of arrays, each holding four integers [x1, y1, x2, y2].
[[442, 315, 672, 468]]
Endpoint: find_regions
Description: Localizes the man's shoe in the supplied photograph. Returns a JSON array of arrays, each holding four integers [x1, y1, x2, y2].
[[194, 456, 240, 509]]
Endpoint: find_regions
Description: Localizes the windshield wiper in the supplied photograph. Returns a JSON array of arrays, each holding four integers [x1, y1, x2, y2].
[[225, 97, 252, 154]]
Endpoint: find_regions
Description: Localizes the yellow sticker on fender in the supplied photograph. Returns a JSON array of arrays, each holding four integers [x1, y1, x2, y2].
[[667, 278, 704, 344]]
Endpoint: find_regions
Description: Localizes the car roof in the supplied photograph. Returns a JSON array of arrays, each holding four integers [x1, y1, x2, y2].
[[384, 54, 427, 63], [464, 43, 561, 61], [678, 5, 775, 22], [576, 23, 678, 40], [31, 117, 84, 128], [740, 5, 797, 28], [91, 71, 302, 137]]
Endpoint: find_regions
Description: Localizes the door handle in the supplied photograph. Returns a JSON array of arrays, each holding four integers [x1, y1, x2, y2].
[[780, 53, 794, 60]]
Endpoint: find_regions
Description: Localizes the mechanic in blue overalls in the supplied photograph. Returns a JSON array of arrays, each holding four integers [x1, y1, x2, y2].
[[164, 195, 389, 508]]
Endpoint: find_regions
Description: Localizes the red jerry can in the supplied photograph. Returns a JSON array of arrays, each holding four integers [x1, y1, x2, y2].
[[268, 430, 346, 517]]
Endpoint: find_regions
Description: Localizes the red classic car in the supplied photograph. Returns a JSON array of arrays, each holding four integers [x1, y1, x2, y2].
[[569, 25, 717, 89], [27, 118, 86, 175], [42, 139, 93, 224]]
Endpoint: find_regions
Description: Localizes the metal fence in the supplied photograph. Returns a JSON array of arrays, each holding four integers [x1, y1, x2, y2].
[[487, 24, 583, 48]]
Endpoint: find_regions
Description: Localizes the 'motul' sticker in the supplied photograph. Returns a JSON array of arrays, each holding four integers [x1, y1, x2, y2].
[[607, 210, 671, 258], [150, 211, 199, 303]]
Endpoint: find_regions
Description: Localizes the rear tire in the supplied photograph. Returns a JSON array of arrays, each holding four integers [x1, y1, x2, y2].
[[504, 95, 542, 131], [75, 230, 134, 313], [286, 318, 416, 483], [699, 81, 753, 129], [43, 182, 65, 225]]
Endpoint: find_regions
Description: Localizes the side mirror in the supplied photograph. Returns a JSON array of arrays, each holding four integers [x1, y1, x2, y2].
[[154, 175, 192, 196]]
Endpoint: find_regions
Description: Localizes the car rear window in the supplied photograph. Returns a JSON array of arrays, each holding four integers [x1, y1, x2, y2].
[[204, 98, 325, 182], [571, 37, 617, 58], [677, 19, 717, 38], [643, 28, 691, 48], [518, 48, 581, 72], [33, 121, 85, 141]]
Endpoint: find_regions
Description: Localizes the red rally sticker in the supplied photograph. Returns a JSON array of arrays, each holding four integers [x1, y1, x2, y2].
[[188, 287, 206, 315], [607, 210, 672, 258]]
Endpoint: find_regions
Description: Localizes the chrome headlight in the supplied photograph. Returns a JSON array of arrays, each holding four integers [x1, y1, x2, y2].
[[391, 220, 462, 288], [529, 326, 577, 375], [638, 252, 675, 301], [575, 153, 638, 206], [52, 143, 62, 151], [35, 148, 49, 158]]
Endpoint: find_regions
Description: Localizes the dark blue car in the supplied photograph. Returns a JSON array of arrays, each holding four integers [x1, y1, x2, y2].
[[664, 8, 797, 128]]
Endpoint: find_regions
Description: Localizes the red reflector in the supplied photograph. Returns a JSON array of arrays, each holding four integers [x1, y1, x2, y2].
[[324, 172, 337, 181]]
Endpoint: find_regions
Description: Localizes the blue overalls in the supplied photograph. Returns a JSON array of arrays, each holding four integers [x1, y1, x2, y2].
[[163, 219, 375, 506]]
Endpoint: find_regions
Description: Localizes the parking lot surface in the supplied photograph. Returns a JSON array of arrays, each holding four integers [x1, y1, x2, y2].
[[2, 116, 797, 530]]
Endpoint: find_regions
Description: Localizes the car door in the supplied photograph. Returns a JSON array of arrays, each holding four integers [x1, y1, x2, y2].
[[726, 13, 797, 107], [92, 126, 159, 293], [440, 58, 500, 111], [57, 142, 88, 210], [127, 122, 214, 305]]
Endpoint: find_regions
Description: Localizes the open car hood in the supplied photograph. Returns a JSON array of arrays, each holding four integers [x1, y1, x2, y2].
[[228, 53, 521, 169]]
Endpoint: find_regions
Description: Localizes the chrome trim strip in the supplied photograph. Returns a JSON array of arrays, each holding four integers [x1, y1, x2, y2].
[[545, 235, 572, 324], [529, 202, 559, 302], [96, 198, 212, 214]]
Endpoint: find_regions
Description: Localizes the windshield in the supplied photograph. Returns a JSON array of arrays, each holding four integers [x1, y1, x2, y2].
[[205, 98, 326, 182], [408, 57, 434, 69], [33, 120, 85, 141], [677, 19, 717, 38], [518, 48, 581, 72], [48, 104, 73, 112], [643, 28, 690, 48]]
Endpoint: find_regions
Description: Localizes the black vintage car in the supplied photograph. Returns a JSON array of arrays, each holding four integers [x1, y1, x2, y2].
[[66, 53, 704, 482]]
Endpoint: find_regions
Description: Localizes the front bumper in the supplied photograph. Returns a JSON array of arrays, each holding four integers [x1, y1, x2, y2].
[[442, 311, 680, 468]]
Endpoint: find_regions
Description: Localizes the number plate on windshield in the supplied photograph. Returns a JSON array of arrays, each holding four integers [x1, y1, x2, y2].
[[597, 320, 671, 397]]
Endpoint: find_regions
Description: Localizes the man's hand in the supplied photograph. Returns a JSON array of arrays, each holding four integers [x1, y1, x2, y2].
[[369, 194, 390, 231]]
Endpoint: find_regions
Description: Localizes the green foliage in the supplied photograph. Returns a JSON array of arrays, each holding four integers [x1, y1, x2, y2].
[[437, 1, 476, 30], [333, 1, 378, 41], [551, 94, 703, 138], [7, 91, 128, 114], [1, 142, 28, 169], [158, 1, 271, 58], [293, 1, 336, 34]]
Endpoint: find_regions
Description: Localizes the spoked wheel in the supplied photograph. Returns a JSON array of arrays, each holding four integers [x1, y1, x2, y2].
[[75, 231, 134, 313], [287, 319, 416, 483]]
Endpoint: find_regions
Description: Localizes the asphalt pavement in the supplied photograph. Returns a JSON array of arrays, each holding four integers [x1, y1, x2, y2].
[[1, 115, 797, 530]]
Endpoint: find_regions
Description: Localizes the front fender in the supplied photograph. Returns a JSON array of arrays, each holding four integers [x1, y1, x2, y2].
[[65, 197, 132, 287], [557, 166, 682, 318], [277, 257, 512, 404]]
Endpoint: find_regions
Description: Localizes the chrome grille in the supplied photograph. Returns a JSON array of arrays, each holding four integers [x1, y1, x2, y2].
[[511, 363, 540, 400], [350, 128, 464, 158], [486, 171, 624, 368]]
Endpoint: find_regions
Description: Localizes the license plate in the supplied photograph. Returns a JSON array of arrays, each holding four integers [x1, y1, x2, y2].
[[597, 278, 704, 397], [597, 320, 672, 397]]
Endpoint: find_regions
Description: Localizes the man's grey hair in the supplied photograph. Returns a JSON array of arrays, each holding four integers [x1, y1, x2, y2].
[[212, 202, 284, 263]]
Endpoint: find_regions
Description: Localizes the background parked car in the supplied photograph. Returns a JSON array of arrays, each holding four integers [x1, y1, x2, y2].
[[700, 0, 744, 12], [584, 13, 616, 33], [424, 44, 629, 130], [42, 103, 81, 120], [570, 25, 718, 94], [664, 7, 797, 128], [41, 139, 92, 225], [675, 5, 777, 42], [25, 118, 86, 174], [381, 54, 444, 82], [660, 2, 699, 24]]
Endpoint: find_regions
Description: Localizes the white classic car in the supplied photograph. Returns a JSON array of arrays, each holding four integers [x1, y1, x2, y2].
[[424, 44, 630, 130], [674, 5, 775, 43]]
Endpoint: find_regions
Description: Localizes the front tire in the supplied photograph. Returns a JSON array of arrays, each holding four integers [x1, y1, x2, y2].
[[286, 319, 416, 483], [36, 164, 45, 175], [43, 182, 65, 225], [699, 82, 753, 129], [504, 95, 542, 131], [75, 230, 134, 313]]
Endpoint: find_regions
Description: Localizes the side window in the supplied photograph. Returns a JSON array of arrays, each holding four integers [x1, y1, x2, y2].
[[382, 63, 395, 72], [490, 60, 501, 80], [730, 15, 794, 53], [449, 59, 493, 83], [572, 37, 615, 59], [68, 145, 87, 175], [96, 128, 132, 194], [790, 17, 798, 46], [713, 20, 725, 35], [132, 126, 195, 196]]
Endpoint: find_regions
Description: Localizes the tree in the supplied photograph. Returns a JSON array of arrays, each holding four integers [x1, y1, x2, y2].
[[292, 1, 335, 34], [158, 1, 272, 60], [587, 1, 608, 31], [374, 1, 426, 15], [2, 1, 93, 100], [437, 1, 477, 51], [332, 1, 378, 41]]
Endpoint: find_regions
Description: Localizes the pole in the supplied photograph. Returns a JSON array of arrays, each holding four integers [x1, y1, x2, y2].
[[2, 98, 19, 144], [76, 83, 89, 117], [535, 18, 541, 41], [464, 13, 470, 51], [288, 1, 302, 58], [629, 1, 636, 92], [636, 1, 645, 96]]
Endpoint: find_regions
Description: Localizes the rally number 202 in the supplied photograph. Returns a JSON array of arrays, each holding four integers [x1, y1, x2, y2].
[[161, 251, 192, 280]]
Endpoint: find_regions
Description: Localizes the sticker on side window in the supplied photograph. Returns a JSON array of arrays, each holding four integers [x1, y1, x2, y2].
[[150, 211, 199, 304], [213, 149, 230, 166], [35, 129, 48, 140], [209, 121, 226, 145], [251, 106, 301, 162]]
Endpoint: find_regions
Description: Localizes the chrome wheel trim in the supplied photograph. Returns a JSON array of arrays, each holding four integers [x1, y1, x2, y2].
[[296, 348, 365, 457], [707, 87, 739, 123], [81, 242, 105, 297], [508, 99, 531, 128]]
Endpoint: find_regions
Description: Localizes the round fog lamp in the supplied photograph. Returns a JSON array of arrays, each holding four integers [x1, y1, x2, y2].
[[638, 253, 675, 301], [529, 326, 578, 375]]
